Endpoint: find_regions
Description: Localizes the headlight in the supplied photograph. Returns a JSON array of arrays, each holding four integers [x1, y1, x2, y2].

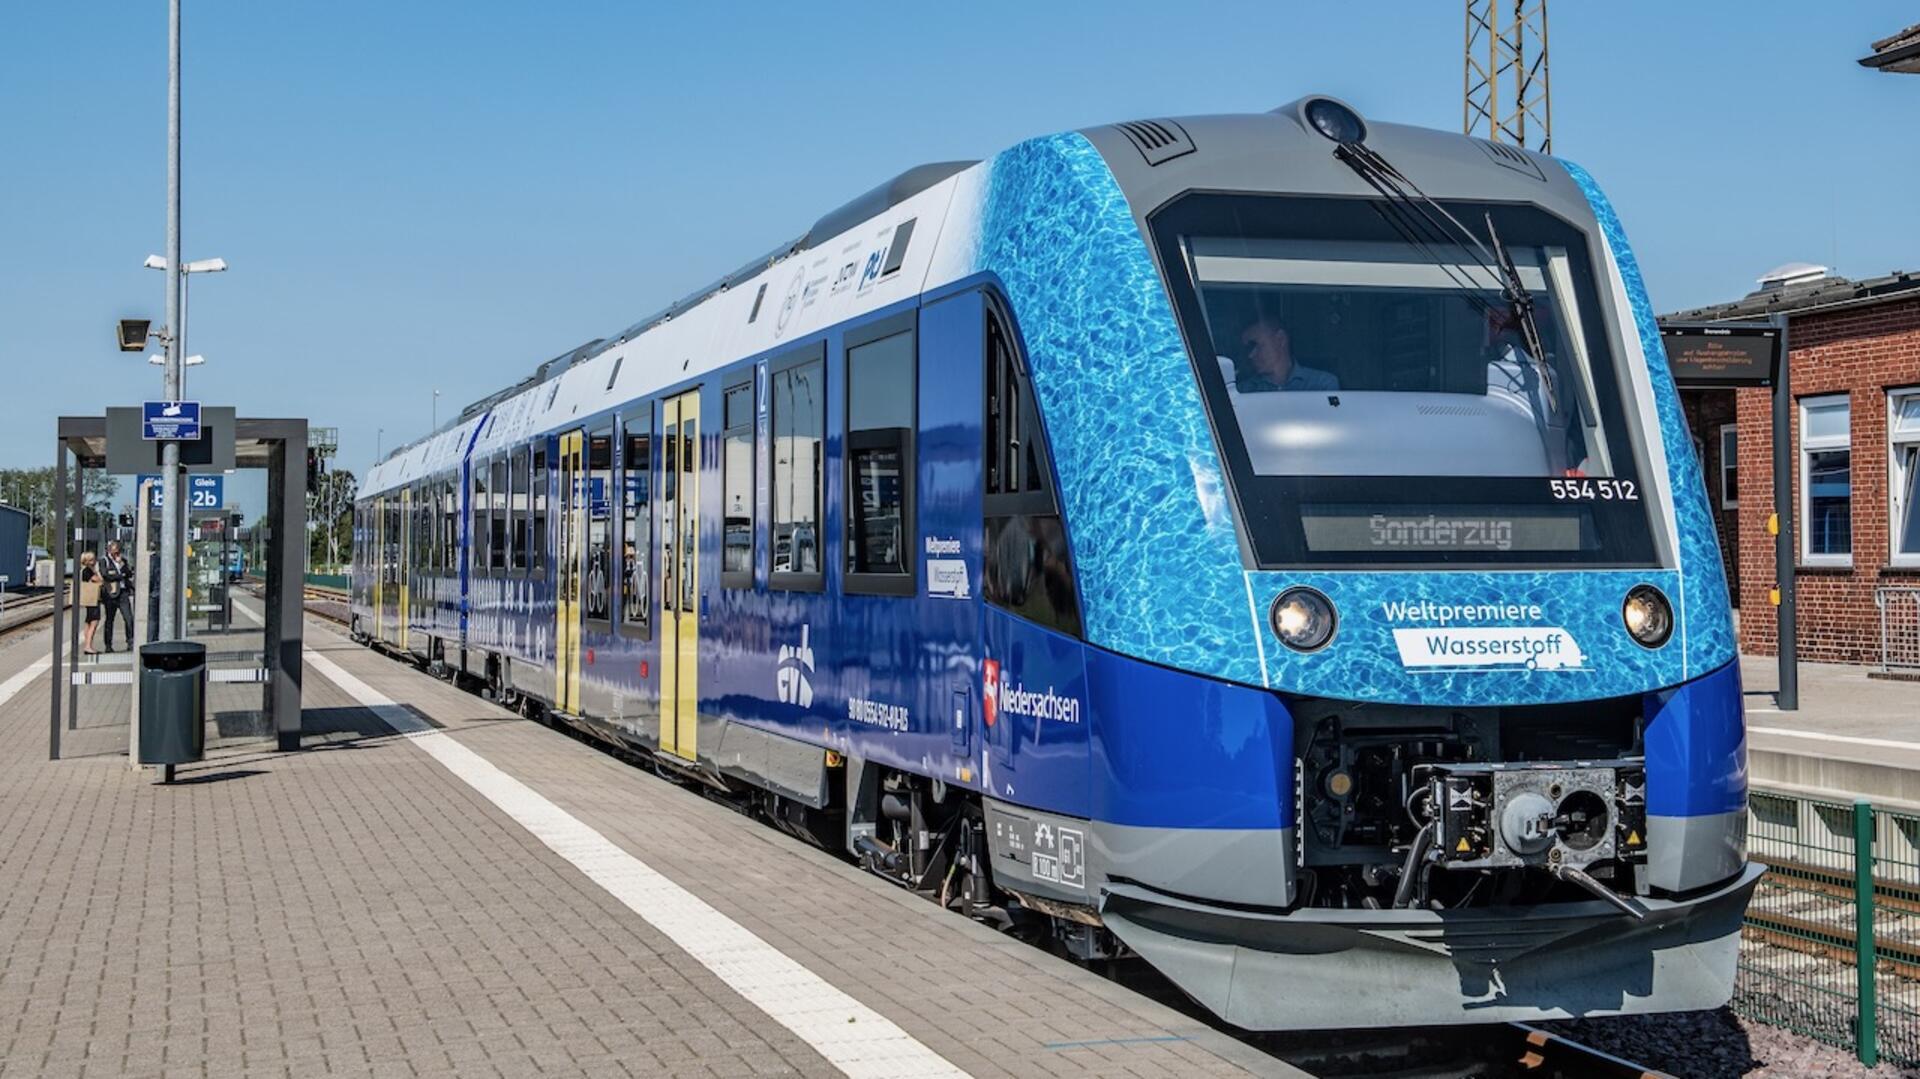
[[1622, 584, 1673, 649], [1270, 587, 1337, 652]]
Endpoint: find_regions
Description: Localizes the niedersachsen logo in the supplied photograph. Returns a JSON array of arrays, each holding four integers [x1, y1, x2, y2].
[[1003, 682, 1081, 724], [1380, 600, 1588, 671], [985, 663, 1082, 726]]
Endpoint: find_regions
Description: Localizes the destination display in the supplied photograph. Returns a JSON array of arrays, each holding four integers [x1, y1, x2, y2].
[[1662, 323, 1781, 387], [1301, 505, 1591, 553]]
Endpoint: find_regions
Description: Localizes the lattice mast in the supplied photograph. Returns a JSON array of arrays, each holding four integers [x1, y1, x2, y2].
[[1464, 0, 1552, 153]]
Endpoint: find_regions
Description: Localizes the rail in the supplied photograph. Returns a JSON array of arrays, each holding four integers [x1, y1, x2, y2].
[[1877, 586, 1920, 673]]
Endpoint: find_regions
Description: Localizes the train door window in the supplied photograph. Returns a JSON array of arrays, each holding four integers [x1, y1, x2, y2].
[[386, 499, 401, 585], [585, 427, 614, 623], [489, 457, 509, 571], [844, 312, 915, 595], [531, 447, 547, 573], [722, 378, 755, 588], [510, 447, 530, 571], [1801, 395, 1851, 566], [770, 343, 826, 591], [471, 463, 489, 574], [621, 407, 651, 637], [983, 301, 1081, 636]]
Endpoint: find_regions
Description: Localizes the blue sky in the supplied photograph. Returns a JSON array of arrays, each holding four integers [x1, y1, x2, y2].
[[4, 2, 1915, 517]]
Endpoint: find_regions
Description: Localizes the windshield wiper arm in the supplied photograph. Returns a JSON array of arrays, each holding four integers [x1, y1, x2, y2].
[[1483, 212, 1558, 414], [1332, 142, 1559, 414]]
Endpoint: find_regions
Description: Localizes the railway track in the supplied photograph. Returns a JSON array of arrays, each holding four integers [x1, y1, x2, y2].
[[1742, 855, 1920, 979], [0, 592, 55, 643], [289, 584, 1673, 1077]]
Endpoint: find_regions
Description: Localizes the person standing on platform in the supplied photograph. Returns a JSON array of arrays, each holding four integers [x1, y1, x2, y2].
[[77, 550, 102, 656], [99, 540, 134, 652]]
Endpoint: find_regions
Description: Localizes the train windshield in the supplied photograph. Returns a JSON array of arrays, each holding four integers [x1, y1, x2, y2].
[[1191, 237, 1612, 479], [1152, 194, 1660, 568]]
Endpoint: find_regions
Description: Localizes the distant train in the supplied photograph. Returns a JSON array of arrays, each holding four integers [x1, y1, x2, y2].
[[353, 98, 1758, 1029]]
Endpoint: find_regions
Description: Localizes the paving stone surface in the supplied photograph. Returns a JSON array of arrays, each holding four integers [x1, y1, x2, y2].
[[0, 621, 1297, 1078]]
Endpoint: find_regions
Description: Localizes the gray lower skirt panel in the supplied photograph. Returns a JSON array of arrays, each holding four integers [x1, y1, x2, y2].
[[1102, 862, 1763, 1030]]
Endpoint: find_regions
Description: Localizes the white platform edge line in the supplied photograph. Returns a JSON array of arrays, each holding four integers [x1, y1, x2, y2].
[[1748, 725, 1920, 754], [303, 644, 971, 1079], [0, 656, 52, 707]]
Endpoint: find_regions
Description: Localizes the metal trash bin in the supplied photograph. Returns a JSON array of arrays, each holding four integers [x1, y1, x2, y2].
[[139, 641, 207, 782]]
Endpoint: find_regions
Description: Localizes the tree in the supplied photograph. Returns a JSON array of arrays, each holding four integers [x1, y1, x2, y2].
[[0, 466, 120, 550], [306, 468, 357, 573]]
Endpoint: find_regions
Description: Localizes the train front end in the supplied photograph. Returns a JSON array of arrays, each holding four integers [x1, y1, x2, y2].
[[962, 101, 1760, 1029]]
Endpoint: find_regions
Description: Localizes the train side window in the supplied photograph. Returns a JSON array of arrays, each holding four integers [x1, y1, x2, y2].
[[722, 378, 755, 588], [489, 457, 509, 571], [844, 313, 916, 596], [510, 447, 530, 571], [442, 480, 457, 572], [470, 467, 489, 575], [585, 427, 614, 622], [620, 408, 651, 638], [770, 343, 826, 592], [412, 490, 425, 573], [983, 301, 1081, 637], [418, 491, 432, 574], [531, 447, 547, 573]]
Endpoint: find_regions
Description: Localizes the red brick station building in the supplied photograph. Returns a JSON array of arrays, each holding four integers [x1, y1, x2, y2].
[[1664, 264, 1920, 664]]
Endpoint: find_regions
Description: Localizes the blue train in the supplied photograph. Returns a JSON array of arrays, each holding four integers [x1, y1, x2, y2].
[[353, 98, 1759, 1029]]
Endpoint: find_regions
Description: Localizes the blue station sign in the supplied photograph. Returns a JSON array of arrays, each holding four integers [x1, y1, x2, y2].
[[139, 473, 223, 510], [142, 400, 202, 440]]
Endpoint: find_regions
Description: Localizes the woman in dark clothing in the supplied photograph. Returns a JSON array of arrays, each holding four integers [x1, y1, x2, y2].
[[78, 550, 103, 654]]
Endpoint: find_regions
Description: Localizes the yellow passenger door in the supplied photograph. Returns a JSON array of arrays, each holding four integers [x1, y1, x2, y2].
[[554, 431, 585, 714], [659, 391, 700, 760]]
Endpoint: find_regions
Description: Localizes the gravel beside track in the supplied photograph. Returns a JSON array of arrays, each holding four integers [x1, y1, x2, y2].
[[1548, 1007, 1913, 1077]]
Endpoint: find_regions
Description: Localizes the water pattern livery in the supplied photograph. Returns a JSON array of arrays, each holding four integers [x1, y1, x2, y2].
[[1561, 158, 1738, 677], [350, 101, 1758, 1031], [971, 134, 1258, 686]]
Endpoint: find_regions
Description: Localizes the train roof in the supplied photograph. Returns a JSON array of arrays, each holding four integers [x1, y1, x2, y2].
[[366, 100, 1590, 496], [387, 160, 978, 473]]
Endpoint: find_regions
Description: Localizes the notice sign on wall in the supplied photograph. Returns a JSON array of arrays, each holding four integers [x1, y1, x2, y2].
[[1662, 323, 1782, 388]]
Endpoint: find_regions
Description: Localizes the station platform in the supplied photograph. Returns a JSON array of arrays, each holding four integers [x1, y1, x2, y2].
[[1743, 654, 1920, 807], [0, 610, 1301, 1078]]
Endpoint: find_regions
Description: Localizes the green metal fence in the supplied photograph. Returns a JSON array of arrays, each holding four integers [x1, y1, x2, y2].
[[303, 572, 349, 592], [1739, 790, 1920, 1067]]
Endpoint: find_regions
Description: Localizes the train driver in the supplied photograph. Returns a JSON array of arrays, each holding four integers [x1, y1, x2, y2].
[[1228, 315, 1340, 393]]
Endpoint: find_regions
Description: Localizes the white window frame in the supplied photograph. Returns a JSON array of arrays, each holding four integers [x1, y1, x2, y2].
[[1718, 424, 1739, 510], [1890, 388, 1920, 567], [1800, 394, 1852, 567]]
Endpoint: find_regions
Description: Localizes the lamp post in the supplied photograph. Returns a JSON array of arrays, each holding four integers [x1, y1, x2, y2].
[[432, 389, 440, 431], [144, 254, 226, 396], [157, 0, 185, 641], [142, 250, 223, 637]]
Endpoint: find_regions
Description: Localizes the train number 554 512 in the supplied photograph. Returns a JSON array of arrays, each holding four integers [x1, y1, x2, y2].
[[1548, 478, 1638, 501]]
